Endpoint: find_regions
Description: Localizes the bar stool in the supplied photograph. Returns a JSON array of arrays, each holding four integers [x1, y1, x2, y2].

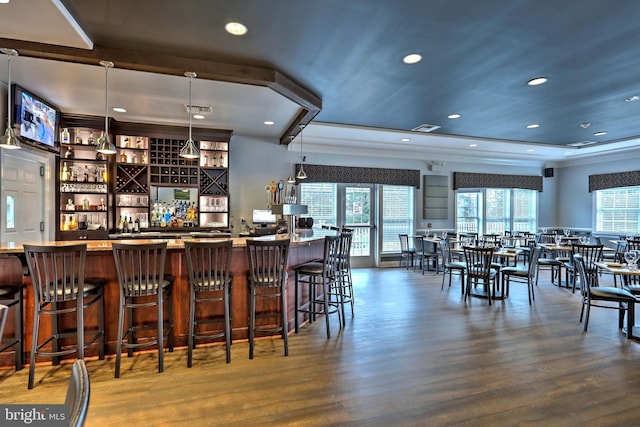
[[184, 240, 233, 366], [24, 243, 105, 389], [294, 234, 342, 338], [112, 241, 174, 378], [246, 238, 290, 359], [0, 282, 24, 371], [334, 231, 354, 325]]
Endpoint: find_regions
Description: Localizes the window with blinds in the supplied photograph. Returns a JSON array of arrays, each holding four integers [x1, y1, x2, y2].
[[456, 188, 537, 234], [382, 185, 413, 253], [595, 186, 640, 233], [299, 183, 337, 227]]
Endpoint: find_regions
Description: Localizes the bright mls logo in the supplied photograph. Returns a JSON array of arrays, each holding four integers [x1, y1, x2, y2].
[[0, 405, 67, 426]]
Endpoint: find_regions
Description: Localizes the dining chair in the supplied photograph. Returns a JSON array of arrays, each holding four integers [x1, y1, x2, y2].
[[398, 234, 414, 269], [66, 359, 90, 427], [112, 241, 174, 378], [575, 254, 636, 338], [463, 246, 498, 305], [184, 239, 233, 366], [23, 243, 105, 389], [246, 238, 290, 359], [500, 246, 541, 305], [335, 230, 355, 323], [0, 282, 25, 371], [567, 244, 603, 293], [439, 240, 466, 293], [413, 235, 439, 274]]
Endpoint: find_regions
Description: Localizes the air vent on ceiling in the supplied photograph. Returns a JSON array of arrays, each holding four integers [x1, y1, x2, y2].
[[184, 104, 213, 115], [567, 140, 598, 148], [412, 123, 441, 133]]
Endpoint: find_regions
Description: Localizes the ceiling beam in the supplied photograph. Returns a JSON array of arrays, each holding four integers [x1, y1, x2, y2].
[[0, 37, 322, 145]]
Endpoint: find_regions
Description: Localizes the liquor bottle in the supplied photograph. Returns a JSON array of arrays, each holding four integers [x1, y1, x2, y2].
[[136, 137, 143, 149], [120, 150, 127, 163], [128, 216, 134, 233], [219, 154, 224, 167], [61, 215, 69, 231], [82, 197, 90, 210], [95, 166, 102, 183], [87, 131, 95, 145], [125, 137, 131, 148], [64, 145, 73, 158], [69, 215, 77, 230], [134, 217, 140, 233], [132, 152, 138, 164], [141, 152, 147, 164], [102, 167, 107, 183], [99, 198, 106, 211], [61, 128, 70, 144], [61, 162, 69, 181], [75, 135, 83, 144], [83, 165, 90, 182], [203, 154, 208, 167], [96, 151, 105, 161], [117, 216, 124, 232], [123, 216, 129, 233], [213, 153, 217, 167]]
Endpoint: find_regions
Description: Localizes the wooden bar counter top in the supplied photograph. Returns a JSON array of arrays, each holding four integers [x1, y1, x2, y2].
[[0, 230, 328, 366]]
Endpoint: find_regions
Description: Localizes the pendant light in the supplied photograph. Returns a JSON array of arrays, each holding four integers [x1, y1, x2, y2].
[[95, 60, 117, 154], [287, 134, 296, 183], [0, 48, 21, 150], [179, 71, 200, 159], [296, 124, 307, 180]]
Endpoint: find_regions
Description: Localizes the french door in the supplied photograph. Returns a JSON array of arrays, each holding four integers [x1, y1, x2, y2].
[[339, 184, 376, 267]]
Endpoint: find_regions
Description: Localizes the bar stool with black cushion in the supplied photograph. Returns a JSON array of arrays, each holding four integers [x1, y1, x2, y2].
[[0, 282, 25, 371], [398, 234, 414, 269], [500, 246, 541, 305], [246, 238, 290, 359], [112, 241, 174, 378], [439, 240, 466, 293], [575, 254, 637, 338], [23, 243, 105, 389], [336, 230, 355, 323], [184, 240, 233, 366], [294, 235, 341, 338]]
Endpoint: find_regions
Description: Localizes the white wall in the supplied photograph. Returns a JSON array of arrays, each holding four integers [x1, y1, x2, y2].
[[229, 133, 557, 234]]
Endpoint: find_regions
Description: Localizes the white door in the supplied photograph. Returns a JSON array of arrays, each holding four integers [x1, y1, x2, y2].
[[1, 152, 45, 242]]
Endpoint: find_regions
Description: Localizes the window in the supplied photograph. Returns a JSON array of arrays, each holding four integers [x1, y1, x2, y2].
[[6, 195, 15, 230], [381, 185, 413, 253], [456, 189, 537, 234], [595, 186, 640, 234], [299, 183, 337, 228]]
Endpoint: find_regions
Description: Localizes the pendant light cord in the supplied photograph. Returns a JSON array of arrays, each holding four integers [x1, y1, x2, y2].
[[188, 74, 193, 140], [7, 53, 11, 128]]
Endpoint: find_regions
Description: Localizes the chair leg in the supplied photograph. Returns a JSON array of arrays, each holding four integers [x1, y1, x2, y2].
[[157, 293, 164, 374], [281, 286, 289, 357], [224, 286, 231, 363], [323, 278, 331, 339], [187, 288, 195, 368], [28, 306, 39, 389], [167, 287, 175, 352], [249, 287, 256, 360], [626, 303, 635, 339], [115, 295, 125, 379]]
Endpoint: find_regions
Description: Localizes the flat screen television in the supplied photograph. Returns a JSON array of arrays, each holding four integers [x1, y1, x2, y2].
[[12, 84, 60, 153], [252, 209, 277, 226]]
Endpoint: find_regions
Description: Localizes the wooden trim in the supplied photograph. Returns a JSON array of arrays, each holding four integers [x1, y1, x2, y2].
[[0, 38, 321, 145]]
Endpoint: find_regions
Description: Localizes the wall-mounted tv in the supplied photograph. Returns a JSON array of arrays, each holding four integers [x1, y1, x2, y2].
[[12, 84, 60, 153]]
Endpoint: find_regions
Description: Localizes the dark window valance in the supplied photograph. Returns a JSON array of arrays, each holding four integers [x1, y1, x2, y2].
[[453, 172, 543, 192], [589, 170, 640, 192], [296, 164, 420, 188]]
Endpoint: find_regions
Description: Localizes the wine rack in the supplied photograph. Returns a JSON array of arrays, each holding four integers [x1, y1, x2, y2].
[[200, 169, 229, 195], [116, 165, 149, 193]]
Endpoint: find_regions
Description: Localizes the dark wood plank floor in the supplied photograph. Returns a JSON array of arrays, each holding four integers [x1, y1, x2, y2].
[[2, 266, 640, 426]]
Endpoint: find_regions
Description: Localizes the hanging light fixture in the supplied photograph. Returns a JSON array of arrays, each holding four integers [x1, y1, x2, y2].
[[0, 48, 21, 150], [287, 135, 296, 183], [179, 71, 200, 159], [95, 60, 117, 154], [296, 124, 307, 180]]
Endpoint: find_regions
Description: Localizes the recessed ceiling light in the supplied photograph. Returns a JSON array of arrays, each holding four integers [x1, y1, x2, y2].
[[564, 151, 573, 156], [593, 131, 607, 136], [225, 22, 247, 36], [0, 0, 9, 4], [401, 138, 411, 142], [527, 149, 535, 152], [625, 95, 640, 102], [448, 114, 461, 119], [527, 77, 548, 86], [468, 143, 478, 147], [112, 107, 127, 113], [193, 114, 205, 120], [264, 121, 274, 126], [526, 123, 540, 129], [403, 53, 422, 64]]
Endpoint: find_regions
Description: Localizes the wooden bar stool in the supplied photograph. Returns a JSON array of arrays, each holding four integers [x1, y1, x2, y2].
[[246, 238, 290, 359], [184, 239, 233, 366], [112, 241, 174, 378], [24, 243, 105, 389]]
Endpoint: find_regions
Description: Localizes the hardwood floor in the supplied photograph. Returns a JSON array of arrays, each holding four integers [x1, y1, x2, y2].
[[2, 266, 640, 426]]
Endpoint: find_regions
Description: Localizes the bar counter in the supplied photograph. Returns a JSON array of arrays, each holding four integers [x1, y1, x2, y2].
[[0, 230, 328, 367]]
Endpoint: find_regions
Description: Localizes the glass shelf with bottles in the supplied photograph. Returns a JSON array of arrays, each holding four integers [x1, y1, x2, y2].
[[115, 210, 149, 232], [199, 141, 228, 168], [60, 161, 108, 189], [60, 212, 108, 232], [199, 195, 228, 212], [116, 135, 149, 165], [61, 127, 102, 148]]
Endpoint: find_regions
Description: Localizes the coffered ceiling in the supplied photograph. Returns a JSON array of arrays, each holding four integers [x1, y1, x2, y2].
[[1, 0, 640, 164]]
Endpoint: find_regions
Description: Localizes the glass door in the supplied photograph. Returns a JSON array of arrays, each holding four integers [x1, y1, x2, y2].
[[340, 184, 376, 267]]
